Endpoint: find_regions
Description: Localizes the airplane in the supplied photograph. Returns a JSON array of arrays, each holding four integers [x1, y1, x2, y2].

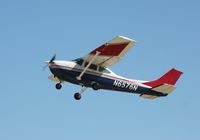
[[44, 36, 183, 100]]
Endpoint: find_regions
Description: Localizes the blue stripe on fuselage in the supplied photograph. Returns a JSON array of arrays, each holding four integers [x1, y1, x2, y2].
[[50, 67, 166, 97]]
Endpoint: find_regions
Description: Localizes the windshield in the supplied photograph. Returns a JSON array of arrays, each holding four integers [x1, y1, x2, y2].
[[73, 58, 84, 66]]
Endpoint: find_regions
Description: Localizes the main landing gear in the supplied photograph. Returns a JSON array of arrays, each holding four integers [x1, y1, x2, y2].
[[55, 83, 62, 90], [74, 86, 87, 100], [91, 82, 99, 90], [54, 83, 88, 100]]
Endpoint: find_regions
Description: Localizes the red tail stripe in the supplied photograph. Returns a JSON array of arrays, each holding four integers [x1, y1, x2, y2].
[[143, 68, 183, 87]]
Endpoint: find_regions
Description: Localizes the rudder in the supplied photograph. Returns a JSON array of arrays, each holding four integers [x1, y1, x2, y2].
[[143, 68, 183, 87]]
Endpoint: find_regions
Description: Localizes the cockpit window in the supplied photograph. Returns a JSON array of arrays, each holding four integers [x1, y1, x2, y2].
[[99, 67, 111, 74], [73, 58, 111, 74], [73, 58, 84, 66], [85, 62, 98, 71]]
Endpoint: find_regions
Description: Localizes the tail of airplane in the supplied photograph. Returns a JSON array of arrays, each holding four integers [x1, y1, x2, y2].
[[143, 68, 183, 94]]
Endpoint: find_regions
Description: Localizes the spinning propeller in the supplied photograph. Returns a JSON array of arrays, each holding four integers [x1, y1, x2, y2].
[[43, 54, 56, 71], [49, 54, 56, 64]]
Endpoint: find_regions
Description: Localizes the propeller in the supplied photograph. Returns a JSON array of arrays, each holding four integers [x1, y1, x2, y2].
[[43, 54, 56, 71], [49, 54, 56, 64]]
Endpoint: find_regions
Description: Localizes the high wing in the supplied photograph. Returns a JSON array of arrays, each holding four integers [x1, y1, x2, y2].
[[83, 36, 136, 68]]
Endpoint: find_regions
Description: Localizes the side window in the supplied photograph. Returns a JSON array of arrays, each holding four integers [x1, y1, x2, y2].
[[90, 64, 98, 70], [85, 62, 97, 71], [99, 67, 111, 74]]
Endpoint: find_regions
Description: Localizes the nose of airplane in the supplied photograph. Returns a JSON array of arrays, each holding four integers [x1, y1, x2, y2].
[[43, 55, 56, 71]]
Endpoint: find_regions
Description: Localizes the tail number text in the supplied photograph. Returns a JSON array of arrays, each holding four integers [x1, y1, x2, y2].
[[113, 80, 138, 91]]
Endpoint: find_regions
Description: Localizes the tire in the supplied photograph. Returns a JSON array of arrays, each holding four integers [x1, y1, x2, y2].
[[55, 83, 62, 90], [74, 93, 81, 100]]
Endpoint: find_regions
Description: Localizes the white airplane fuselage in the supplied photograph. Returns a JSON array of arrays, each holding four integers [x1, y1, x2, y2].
[[48, 60, 166, 97], [45, 36, 183, 100]]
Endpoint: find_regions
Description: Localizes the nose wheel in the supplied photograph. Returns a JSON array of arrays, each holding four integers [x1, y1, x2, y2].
[[55, 83, 62, 90], [74, 86, 87, 100]]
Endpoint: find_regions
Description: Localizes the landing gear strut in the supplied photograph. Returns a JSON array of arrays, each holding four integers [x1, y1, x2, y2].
[[55, 83, 62, 90], [74, 86, 87, 100]]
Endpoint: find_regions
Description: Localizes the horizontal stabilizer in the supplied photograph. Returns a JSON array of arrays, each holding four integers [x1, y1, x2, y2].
[[140, 94, 160, 99], [151, 84, 176, 94]]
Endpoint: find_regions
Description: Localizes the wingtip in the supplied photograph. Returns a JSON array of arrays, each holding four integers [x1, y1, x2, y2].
[[117, 36, 136, 43]]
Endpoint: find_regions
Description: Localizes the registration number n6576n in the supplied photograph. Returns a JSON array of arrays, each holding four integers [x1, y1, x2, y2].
[[113, 80, 138, 91]]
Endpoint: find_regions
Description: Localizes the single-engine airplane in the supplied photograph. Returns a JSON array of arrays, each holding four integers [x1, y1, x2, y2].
[[45, 36, 183, 100]]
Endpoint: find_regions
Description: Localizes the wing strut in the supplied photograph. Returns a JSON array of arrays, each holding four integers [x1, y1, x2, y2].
[[76, 51, 101, 80]]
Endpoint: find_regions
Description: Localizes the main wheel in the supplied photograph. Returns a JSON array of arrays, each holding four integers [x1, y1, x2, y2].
[[91, 82, 99, 90], [74, 93, 81, 100], [55, 83, 62, 90]]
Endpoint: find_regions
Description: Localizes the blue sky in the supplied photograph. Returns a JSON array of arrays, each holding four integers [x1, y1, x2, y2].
[[0, 0, 200, 139]]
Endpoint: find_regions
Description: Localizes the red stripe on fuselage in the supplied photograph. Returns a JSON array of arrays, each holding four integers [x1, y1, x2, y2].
[[90, 42, 129, 56]]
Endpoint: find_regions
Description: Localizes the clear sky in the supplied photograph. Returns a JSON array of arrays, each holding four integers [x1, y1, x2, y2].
[[0, 0, 199, 139]]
